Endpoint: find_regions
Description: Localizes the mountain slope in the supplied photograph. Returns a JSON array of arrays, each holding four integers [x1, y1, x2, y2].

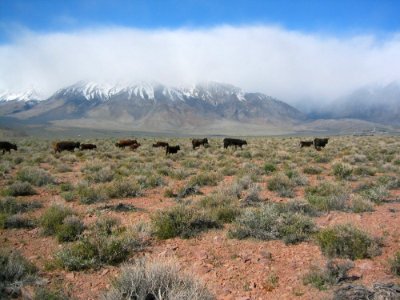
[[6, 81, 305, 134]]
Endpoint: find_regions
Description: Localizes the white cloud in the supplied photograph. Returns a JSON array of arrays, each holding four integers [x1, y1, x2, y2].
[[0, 25, 400, 104]]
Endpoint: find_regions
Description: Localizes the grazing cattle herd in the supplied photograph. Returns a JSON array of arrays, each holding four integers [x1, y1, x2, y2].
[[0, 137, 331, 155]]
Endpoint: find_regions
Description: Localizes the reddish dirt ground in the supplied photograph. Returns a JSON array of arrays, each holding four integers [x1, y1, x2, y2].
[[1, 138, 400, 299]]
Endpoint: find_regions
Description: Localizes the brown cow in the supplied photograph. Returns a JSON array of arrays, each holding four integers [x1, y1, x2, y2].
[[0, 141, 17, 154], [115, 139, 138, 148], [130, 143, 141, 151], [192, 138, 209, 149], [53, 141, 80, 153], [166, 145, 180, 155], [152, 141, 169, 148], [300, 141, 314, 148], [80, 143, 97, 150]]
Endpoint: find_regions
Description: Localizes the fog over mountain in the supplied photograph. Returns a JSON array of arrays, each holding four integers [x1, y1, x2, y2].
[[1, 25, 400, 105], [308, 82, 400, 126]]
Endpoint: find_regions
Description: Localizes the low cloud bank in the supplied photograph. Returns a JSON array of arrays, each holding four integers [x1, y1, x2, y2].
[[0, 25, 400, 103]]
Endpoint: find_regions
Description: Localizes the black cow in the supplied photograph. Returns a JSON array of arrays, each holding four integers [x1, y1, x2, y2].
[[152, 141, 169, 148], [53, 141, 80, 153], [314, 138, 329, 150], [166, 145, 180, 155], [223, 138, 247, 149], [192, 138, 209, 149], [0, 141, 17, 154], [80, 143, 97, 150], [300, 141, 314, 148]]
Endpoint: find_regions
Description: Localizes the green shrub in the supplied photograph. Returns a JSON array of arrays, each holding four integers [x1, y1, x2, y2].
[[177, 184, 202, 198], [359, 185, 389, 204], [56, 215, 85, 242], [267, 173, 295, 198], [106, 179, 142, 199], [136, 174, 165, 189], [40, 205, 75, 236], [333, 163, 353, 180], [353, 166, 376, 176], [0, 250, 37, 298], [86, 167, 114, 183], [228, 204, 315, 244], [163, 188, 176, 198], [264, 163, 276, 174], [277, 200, 319, 217], [188, 172, 221, 187], [6, 181, 36, 196], [60, 183, 73, 192], [303, 166, 323, 175], [103, 259, 214, 300], [55, 222, 142, 270], [314, 155, 331, 163], [350, 195, 374, 213], [0, 197, 42, 214], [152, 206, 221, 239], [199, 192, 239, 223], [305, 182, 349, 211], [76, 184, 108, 204], [303, 260, 354, 290], [55, 239, 97, 270], [34, 288, 69, 300], [16, 167, 55, 186], [241, 184, 262, 206], [61, 191, 75, 202], [389, 252, 400, 276], [285, 169, 308, 186], [316, 224, 381, 260], [1, 214, 36, 229]]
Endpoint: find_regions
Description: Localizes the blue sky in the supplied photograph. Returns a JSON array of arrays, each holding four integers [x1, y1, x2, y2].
[[1, 0, 400, 42], [1, 0, 400, 102]]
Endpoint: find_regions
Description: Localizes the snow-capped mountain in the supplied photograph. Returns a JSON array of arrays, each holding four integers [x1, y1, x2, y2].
[[1, 81, 306, 134], [0, 89, 42, 102], [53, 81, 247, 104], [0, 88, 42, 116]]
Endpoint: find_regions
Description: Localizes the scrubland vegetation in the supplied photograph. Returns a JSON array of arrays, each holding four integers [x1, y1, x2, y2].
[[0, 135, 400, 299]]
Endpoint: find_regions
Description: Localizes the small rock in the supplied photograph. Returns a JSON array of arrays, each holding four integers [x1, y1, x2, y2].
[[101, 269, 109, 276], [66, 272, 75, 280]]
